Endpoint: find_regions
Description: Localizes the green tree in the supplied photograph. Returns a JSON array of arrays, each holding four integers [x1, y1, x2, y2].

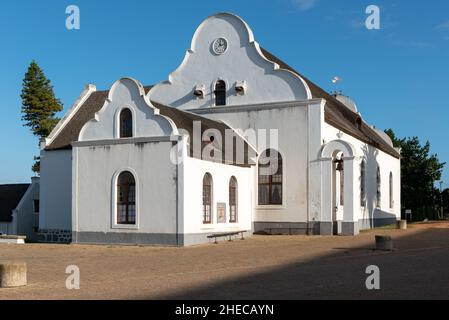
[[385, 129, 446, 219], [384, 128, 401, 148], [442, 188, 449, 215], [21, 60, 63, 173]]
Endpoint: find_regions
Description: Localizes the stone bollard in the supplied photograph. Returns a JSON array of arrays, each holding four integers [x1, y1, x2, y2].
[[375, 235, 393, 251], [0, 262, 27, 288], [397, 220, 407, 230]]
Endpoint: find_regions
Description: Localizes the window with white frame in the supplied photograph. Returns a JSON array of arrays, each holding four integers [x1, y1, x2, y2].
[[376, 167, 381, 208], [361, 160, 366, 207], [229, 176, 238, 223], [258, 149, 283, 205], [119, 108, 133, 138], [389, 172, 394, 209], [214, 80, 226, 106], [203, 173, 213, 224], [117, 171, 136, 225]]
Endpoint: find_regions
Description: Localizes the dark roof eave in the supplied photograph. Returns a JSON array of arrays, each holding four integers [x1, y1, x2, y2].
[[45, 145, 72, 151], [0, 184, 30, 222]]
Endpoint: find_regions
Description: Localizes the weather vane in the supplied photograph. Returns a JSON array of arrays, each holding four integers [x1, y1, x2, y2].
[[332, 76, 342, 84]]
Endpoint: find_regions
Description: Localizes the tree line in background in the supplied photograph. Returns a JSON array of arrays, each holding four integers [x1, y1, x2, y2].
[[385, 129, 446, 221], [19, 61, 448, 221]]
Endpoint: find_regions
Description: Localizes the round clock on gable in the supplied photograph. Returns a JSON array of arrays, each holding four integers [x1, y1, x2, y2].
[[212, 38, 228, 55]]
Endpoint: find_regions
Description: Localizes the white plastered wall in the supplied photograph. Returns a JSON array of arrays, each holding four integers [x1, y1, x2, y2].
[[14, 178, 40, 241], [73, 77, 178, 236], [0, 222, 15, 235], [39, 149, 72, 231], [323, 122, 401, 227], [181, 155, 253, 235], [73, 141, 177, 235], [191, 101, 318, 225]]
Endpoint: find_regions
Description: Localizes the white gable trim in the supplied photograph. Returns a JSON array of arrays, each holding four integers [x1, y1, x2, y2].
[[78, 77, 179, 142], [255, 42, 312, 99], [321, 139, 356, 159], [148, 12, 312, 103], [106, 78, 178, 134], [43, 84, 97, 149]]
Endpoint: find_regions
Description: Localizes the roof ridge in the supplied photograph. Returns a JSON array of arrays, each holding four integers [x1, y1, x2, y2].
[[93, 85, 154, 94], [259, 47, 359, 116], [259, 47, 399, 158]]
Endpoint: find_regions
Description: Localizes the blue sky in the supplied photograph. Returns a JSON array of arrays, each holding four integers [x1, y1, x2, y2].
[[0, 0, 448, 187]]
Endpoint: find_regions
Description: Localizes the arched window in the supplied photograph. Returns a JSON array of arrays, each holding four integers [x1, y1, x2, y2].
[[258, 149, 283, 205], [214, 80, 226, 106], [120, 108, 133, 138], [229, 176, 238, 223], [376, 167, 381, 208], [203, 173, 213, 224], [117, 171, 136, 225], [360, 160, 366, 206], [389, 172, 394, 209]]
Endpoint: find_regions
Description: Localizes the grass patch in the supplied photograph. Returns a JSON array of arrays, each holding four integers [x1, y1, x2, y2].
[[376, 224, 398, 230], [360, 224, 397, 233]]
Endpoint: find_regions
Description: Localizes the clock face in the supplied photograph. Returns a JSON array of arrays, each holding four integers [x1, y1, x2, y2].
[[212, 38, 228, 55]]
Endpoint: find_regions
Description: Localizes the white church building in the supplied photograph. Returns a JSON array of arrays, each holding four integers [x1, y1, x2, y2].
[[38, 13, 401, 245]]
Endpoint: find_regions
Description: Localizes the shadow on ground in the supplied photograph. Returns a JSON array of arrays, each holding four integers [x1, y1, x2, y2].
[[153, 225, 449, 300]]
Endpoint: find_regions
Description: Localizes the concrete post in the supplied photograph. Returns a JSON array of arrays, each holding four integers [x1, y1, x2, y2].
[[0, 262, 27, 288], [375, 235, 393, 251], [397, 220, 407, 230]]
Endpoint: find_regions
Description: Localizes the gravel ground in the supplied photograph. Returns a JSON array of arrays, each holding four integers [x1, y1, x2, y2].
[[1, 222, 449, 300]]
